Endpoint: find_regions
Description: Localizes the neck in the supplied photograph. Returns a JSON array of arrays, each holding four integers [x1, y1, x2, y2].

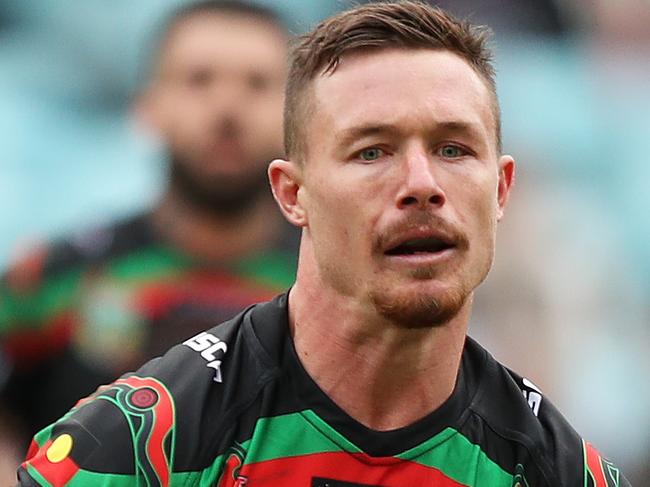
[[152, 188, 282, 264], [288, 248, 470, 431]]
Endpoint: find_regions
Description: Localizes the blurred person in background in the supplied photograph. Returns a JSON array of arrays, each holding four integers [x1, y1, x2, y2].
[[0, 0, 296, 474]]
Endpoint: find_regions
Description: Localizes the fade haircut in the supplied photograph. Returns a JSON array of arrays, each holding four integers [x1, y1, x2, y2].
[[284, 0, 501, 160]]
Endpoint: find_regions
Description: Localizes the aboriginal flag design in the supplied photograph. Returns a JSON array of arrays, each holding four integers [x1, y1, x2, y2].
[[21, 375, 175, 487]]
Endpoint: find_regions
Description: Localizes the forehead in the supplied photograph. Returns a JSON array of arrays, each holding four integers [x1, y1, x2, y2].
[[310, 49, 494, 148], [156, 13, 287, 77]]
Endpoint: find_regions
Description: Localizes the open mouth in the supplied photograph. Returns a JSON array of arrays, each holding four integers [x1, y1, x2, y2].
[[385, 237, 455, 256]]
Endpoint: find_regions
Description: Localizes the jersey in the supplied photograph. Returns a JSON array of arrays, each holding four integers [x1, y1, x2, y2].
[[18, 293, 630, 486], [0, 212, 297, 439]]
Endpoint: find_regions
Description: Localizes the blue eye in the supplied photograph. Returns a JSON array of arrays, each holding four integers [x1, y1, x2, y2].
[[439, 145, 464, 158], [359, 148, 383, 162]]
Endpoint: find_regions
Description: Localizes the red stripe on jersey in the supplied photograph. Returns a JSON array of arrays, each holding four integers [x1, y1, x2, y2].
[[116, 376, 175, 487], [5, 312, 76, 369], [239, 451, 466, 486], [25, 439, 39, 461], [584, 440, 608, 486]]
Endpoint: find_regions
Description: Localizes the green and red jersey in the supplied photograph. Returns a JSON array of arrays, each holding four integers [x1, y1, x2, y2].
[[0, 212, 297, 439], [19, 294, 629, 486]]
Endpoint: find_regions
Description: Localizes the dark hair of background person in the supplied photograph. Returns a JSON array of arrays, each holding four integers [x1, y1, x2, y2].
[[284, 0, 501, 161]]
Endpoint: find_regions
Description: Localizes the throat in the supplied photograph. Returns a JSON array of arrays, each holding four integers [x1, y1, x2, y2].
[[287, 279, 469, 431], [291, 319, 463, 431]]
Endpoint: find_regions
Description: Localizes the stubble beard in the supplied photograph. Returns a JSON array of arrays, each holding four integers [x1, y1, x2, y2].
[[367, 213, 493, 328], [368, 254, 493, 329], [368, 275, 469, 329]]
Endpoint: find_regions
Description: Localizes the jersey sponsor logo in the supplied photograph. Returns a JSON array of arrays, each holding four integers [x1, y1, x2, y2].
[[183, 331, 228, 383], [521, 378, 542, 417]]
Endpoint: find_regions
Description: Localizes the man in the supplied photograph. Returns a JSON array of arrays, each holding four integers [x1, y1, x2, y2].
[[1, 0, 295, 462], [18, 2, 630, 486]]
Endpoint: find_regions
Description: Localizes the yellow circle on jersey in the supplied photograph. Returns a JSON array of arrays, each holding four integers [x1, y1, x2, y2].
[[46, 434, 73, 463]]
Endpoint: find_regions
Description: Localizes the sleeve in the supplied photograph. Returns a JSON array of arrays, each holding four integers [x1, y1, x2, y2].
[[538, 397, 632, 487], [15, 322, 245, 487], [579, 440, 632, 487], [15, 310, 256, 487], [17, 375, 177, 486]]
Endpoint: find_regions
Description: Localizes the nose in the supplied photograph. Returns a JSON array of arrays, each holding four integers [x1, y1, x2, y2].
[[209, 80, 245, 126], [208, 76, 248, 111], [396, 147, 446, 209]]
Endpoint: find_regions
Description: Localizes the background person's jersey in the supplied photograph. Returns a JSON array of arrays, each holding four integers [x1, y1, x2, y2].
[[0, 212, 297, 440], [19, 294, 629, 486]]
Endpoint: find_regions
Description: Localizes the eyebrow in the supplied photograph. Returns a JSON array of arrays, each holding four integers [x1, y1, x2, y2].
[[335, 124, 399, 150], [335, 120, 486, 150]]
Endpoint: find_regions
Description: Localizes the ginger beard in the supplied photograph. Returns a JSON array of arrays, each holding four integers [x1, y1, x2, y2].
[[367, 215, 491, 329], [369, 273, 468, 329]]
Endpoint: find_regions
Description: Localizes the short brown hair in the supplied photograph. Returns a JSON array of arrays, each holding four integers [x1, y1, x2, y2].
[[284, 0, 501, 159]]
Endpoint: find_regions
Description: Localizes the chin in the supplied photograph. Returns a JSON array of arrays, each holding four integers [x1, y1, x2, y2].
[[368, 282, 469, 329]]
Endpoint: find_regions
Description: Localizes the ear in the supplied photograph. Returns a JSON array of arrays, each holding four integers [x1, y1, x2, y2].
[[268, 159, 308, 227], [496, 155, 515, 221]]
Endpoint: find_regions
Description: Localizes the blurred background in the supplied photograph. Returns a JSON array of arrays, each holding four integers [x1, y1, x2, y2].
[[0, 0, 648, 483]]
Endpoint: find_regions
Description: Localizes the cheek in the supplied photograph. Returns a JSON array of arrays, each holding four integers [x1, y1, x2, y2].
[[467, 182, 500, 260], [448, 172, 500, 253], [161, 99, 203, 138], [306, 178, 372, 250]]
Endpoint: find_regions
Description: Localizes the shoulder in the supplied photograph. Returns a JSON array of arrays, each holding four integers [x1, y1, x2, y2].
[[0, 213, 157, 371], [17, 297, 285, 486], [2, 212, 155, 294], [465, 337, 630, 486]]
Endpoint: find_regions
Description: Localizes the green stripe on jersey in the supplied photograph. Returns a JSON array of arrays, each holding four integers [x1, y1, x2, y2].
[[27, 412, 513, 486], [105, 246, 190, 282], [25, 464, 52, 487], [0, 268, 82, 329], [245, 410, 362, 465], [399, 427, 513, 486]]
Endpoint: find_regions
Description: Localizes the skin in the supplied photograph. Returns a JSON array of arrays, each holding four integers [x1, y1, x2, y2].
[[137, 12, 288, 262], [269, 48, 515, 430]]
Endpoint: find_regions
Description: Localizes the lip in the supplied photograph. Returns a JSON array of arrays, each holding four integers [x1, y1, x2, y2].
[[208, 138, 245, 161], [383, 246, 456, 267]]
